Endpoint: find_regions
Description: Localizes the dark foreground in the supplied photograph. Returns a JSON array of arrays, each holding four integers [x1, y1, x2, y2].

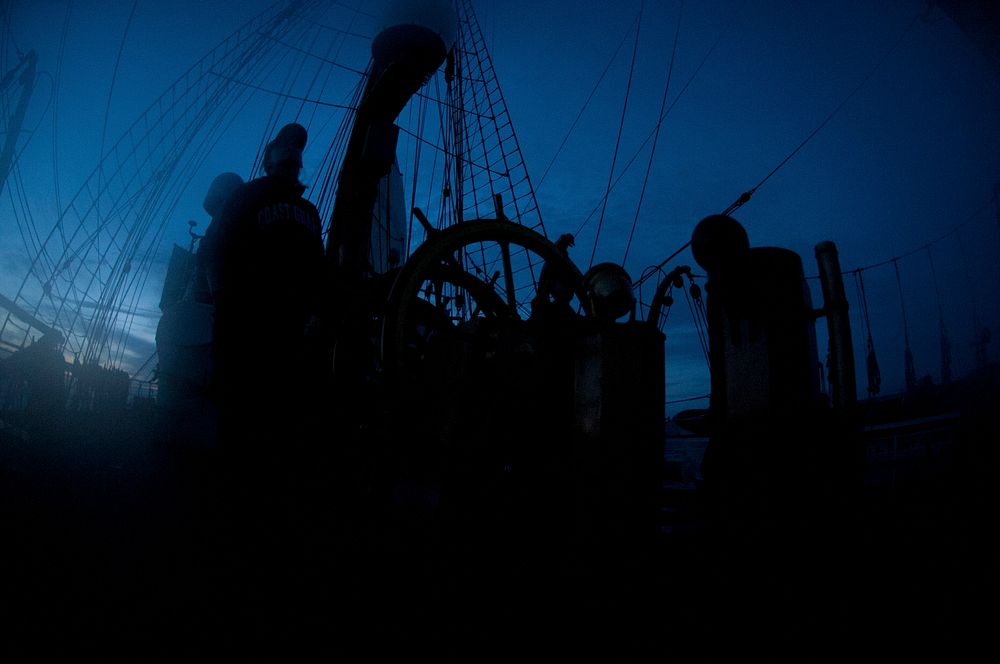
[[1, 386, 996, 663]]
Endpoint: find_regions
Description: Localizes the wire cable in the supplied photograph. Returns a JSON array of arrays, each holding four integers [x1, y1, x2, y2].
[[623, 0, 683, 267], [721, 10, 923, 216], [589, 1, 644, 269]]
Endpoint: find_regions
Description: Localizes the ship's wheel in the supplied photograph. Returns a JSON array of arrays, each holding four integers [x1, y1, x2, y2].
[[372, 219, 592, 536], [380, 218, 590, 389]]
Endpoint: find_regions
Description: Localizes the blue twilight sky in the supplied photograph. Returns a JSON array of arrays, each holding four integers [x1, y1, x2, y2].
[[2, 0, 999, 413]]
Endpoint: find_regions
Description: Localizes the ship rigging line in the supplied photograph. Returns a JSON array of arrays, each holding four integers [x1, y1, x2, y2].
[[132, 347, 157, 379], [312, 62, 367, 220], [406, 93, 428, 256], [435, 65, 452, 230], [253, 14, 326, 178], [52, 0, 73, 214], [578, 12, 738, 279], [207, 71, 357, 110], [75, 23, 294, 360], [302, 5, 365, 126], [635, 8, 923, 290], [112, 31, 302, 366], [589, 1, 644, 270], [893, 258, 917, 388], [395, 124, 508, 177], [412, 89, 496, 120], [40, 1, 308, 364], [0, 0, 308, 362], [5, 73, 55, 258], [837, 196, 994, 276], [925, 245, 952, 383], [66, 0, 143, 358], [925, 246, 946, 324], [623, 1, 683, 267], [853, 270, 880, 397], [328, 1, 375, 20], [854, 271, 874, 351], [534, 12, 639, 191], [721, 10, 923, 217], [666, 393, 710, 406], [110, 45, 297, 368], [95, 0, 139, 222], [684, 273, 711, 369], [0, 69, 59, 346], [303, 18, 370, 42], [260, 31, 368, 76], [892, 259, 911, 350], [294, 21, 341, 123], [954, 226, 985, 339]]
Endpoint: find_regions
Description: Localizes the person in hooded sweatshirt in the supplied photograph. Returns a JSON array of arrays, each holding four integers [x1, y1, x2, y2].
[[195, 124, 332, 644], [197, 122, 325, 459]]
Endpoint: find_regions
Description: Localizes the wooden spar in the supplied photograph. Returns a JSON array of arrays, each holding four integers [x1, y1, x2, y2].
[[0, 290, 54, 339], [0, 51, 37, 200]]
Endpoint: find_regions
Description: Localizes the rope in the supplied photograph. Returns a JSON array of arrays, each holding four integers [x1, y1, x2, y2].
[[51, 0, 73, 213], [455, 0, 546, 234], [406, 93, 427, 257], [535, 12, 640, 191], [801, 195, 994, 279], [11, 1, 319, 362], [623, 0, 683, 267], [85, 9, 312, 363], [925, 245, 952, 384], [954, 226, 991, 367], [666, 393, 710, 406], [683, 274, 710, 370], [854, 270, 881, 397], [893, 259, 917, 390], [853, 271, 873, 349], [721, 10, 923, 217], [589, 1, 644, 270], [251, 19, 322, 179], [95, 0, 140, 220], [634, 239, 691, 288], [312, 64, 367, 220], [573, 8, 737, 244]]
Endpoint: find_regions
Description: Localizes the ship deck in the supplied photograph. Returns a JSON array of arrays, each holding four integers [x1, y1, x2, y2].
[[1, 386, 996, 662]]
